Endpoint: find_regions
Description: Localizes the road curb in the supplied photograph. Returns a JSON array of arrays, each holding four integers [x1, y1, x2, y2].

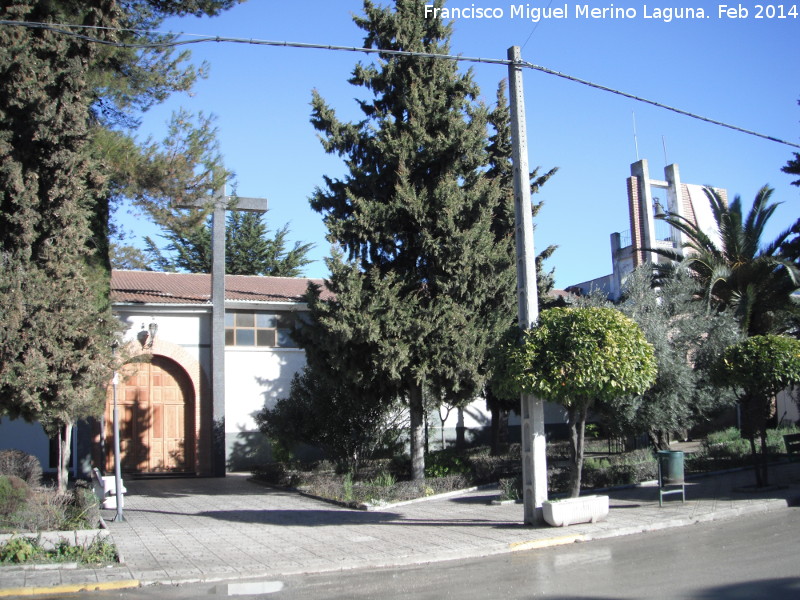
[[0, 579, 140, 597], [585, 497, 792, 544]]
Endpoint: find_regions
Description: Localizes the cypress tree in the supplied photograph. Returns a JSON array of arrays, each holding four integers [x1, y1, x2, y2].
[[0, 0, 118, 490], [310, 0, 520, 479]]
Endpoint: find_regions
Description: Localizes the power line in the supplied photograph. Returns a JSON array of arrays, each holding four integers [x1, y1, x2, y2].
[[2, 19, 798, 150], [520, 0, 555, 50]]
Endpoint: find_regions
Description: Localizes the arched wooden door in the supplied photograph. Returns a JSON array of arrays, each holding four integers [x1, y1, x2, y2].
[[106, 356, 195, 473]]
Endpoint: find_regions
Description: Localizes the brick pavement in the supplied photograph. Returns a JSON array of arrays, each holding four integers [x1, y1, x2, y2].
[[1, 461, 798, 595]]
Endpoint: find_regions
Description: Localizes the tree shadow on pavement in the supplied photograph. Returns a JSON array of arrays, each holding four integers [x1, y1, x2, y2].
[[120, 506, 532, 529], [694, 576, 800, 600]]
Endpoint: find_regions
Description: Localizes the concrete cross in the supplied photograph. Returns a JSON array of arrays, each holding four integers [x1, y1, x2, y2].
[[177, 186, 268, 476]]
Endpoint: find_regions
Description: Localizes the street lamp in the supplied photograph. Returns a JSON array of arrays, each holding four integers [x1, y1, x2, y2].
[[147, 318, 158, 347], [110, 341, 124, 522], [137, 318, 158, 349]]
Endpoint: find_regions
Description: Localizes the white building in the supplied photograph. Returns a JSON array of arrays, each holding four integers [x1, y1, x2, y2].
[[2, 269, 531, 477]]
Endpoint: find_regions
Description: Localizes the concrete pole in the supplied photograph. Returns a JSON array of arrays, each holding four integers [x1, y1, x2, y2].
[[210, 188, 227, 477], [111, 368, 124, 521], [507, 46, 548, 525]]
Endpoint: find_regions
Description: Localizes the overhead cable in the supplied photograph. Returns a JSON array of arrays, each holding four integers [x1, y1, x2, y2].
[[2, 19, 798, 150]]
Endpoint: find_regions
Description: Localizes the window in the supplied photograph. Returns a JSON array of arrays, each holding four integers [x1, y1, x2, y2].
[[225, 310, 299, 348]]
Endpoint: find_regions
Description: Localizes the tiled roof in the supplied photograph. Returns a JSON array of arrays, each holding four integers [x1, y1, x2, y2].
[[111, 270, 331, 305]]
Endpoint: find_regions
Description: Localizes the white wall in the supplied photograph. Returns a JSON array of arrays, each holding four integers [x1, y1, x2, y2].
[[224, 347, 307, 434], [117, 309, 207, 364], [778, 386, 799, 427]]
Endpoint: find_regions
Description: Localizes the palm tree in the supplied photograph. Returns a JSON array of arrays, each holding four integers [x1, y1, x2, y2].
[[653, 185, 798, 336]]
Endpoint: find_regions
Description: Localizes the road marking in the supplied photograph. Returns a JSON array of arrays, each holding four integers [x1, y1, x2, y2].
[[0, 579, 140, 597], [510, 534, 586, 551], [224, 581, 285, 595]]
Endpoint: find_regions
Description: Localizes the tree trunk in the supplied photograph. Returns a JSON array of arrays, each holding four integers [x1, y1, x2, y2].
[[424, 410, 429, 456], [455, 407, 465, 450], [759, 429, 770, 487], [490, 405, 500, 456], [490, 407, 510, 456], [567, 404, 588, 498], [748, 433, 763, 488], [409, 382, 425, 481], [648, 429, 669, 451], [57, 422, 73, 494]]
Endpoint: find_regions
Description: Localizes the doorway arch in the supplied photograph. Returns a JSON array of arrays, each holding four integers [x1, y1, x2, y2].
[[105, 356, 196, 473]]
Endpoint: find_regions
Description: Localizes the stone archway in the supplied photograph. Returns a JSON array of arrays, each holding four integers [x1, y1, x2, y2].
[[105, 356, 195, 473]]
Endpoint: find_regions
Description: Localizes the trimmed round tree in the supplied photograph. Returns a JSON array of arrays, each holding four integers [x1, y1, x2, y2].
[[507, 307, 657, 497], [715, 335, 800, 487]]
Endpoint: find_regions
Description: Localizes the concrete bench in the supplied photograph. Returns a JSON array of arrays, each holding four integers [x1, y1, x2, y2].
[[92, 467, 126, 509], [783, 433, 800, 459]]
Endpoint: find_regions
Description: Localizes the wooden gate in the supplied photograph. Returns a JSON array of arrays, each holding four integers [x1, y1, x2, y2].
[[106, 356, 195, 473]]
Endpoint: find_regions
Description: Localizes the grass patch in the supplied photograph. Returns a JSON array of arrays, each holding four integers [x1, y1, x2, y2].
[[0, 535, 117, 565]]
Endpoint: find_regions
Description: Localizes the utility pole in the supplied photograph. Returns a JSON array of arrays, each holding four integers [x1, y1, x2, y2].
[[507, 45, 548, 525], [177, 187, 268, 476]]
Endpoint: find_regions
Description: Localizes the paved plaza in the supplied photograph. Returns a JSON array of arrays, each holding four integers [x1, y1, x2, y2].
[[1, 462, 798, 595]]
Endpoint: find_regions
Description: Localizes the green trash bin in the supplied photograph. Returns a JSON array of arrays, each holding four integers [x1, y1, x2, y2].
[[657, 450, 685, 506]]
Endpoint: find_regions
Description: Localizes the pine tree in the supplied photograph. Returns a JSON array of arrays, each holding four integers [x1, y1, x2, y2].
[[310, 0, 522, 479], [143, 209, 314, 276], [0, 0, 118, 491]]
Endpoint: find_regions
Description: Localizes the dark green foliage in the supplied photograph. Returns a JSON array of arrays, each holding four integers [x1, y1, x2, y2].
[[654, 186, 799, 336], [255, 365, 407, 474], [144, 209, 314, 276], [714, 335, 800, 486], [310, 0, 537, 480], [0, 0, 120, 491], [0, 450, 43, 487]]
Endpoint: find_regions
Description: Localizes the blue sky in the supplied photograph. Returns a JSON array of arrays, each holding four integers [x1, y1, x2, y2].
[[126, 0, 800, 288]]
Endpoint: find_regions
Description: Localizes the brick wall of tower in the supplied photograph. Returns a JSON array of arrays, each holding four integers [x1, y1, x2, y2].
[[627, 176, 645, 267]]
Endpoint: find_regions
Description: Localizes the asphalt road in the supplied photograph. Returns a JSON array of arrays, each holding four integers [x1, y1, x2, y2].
[[37, 506, 800, 599]]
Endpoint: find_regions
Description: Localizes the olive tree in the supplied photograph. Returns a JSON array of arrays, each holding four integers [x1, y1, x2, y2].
[[506, 307, 657, 497], [714, 335, 800, 487]]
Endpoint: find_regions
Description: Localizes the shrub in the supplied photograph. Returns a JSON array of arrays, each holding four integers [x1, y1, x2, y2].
[[0, 475, 29, 518], [0, 450, 42, 487], [498, 476, 522, 501], [705, 427, 751, 459], [579, 449, 657, 489], [8, 489, 72, 533], [1, 481, 102, 534], [62, 481, 100, 531], [0, 537, 40, 563], [424, 450, 470, 478]]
